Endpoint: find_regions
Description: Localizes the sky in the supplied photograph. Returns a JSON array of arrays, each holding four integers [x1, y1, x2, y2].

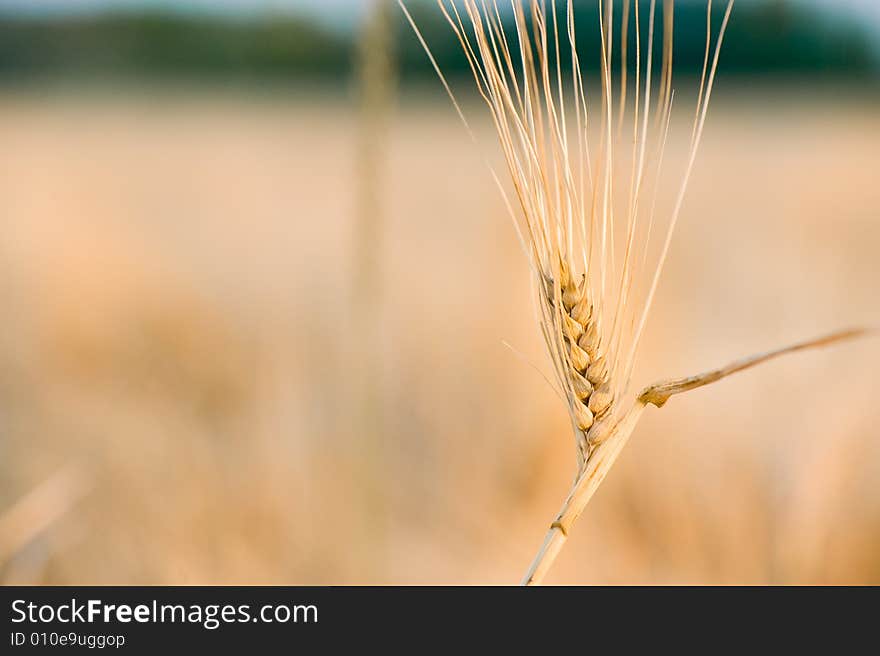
[[0, 0, 878, 34]]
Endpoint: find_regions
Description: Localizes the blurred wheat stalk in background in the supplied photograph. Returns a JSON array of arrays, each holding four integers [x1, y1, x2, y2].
[[400, 0, 871, 584], [0, 466, 89, 577], [355, 0, 397, 576]]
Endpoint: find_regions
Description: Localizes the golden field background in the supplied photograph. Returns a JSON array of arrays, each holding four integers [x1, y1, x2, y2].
[[0, 85, 879, 584]]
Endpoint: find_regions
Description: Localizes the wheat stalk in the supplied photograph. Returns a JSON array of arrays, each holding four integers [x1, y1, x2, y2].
[[400, 0, 870, 585], [354, 0, 396, 579]]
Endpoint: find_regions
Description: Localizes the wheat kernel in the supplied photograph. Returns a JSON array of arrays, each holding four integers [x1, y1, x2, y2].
[[578, 322, 599, 355], [586, 356, 608, 385], [570, 370, 593, 400], [571, 294, 592, 326], [570, 342, 591, 372], [562, 285, 582, 312], [586, 418, 613, 447], [564, 313, 584, 341], [573, 402, 594, 431], [588, 384, 613, 416]]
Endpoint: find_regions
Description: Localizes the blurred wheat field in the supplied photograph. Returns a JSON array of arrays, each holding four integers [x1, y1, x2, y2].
[[0, 87, 878, 584]]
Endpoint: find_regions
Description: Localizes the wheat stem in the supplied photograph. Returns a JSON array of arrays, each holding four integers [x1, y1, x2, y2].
[[522, 399, 645, 585]]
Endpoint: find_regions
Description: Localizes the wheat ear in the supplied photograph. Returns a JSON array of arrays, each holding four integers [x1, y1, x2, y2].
[[401, 0, 871, 585]]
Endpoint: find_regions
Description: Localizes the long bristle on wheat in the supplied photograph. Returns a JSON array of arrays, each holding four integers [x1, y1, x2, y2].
[[400, 0, 734, 470], [400, 0, 869, 585]]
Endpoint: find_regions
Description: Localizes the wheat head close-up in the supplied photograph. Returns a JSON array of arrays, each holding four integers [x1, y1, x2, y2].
[[400, 0, 873, 585]]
